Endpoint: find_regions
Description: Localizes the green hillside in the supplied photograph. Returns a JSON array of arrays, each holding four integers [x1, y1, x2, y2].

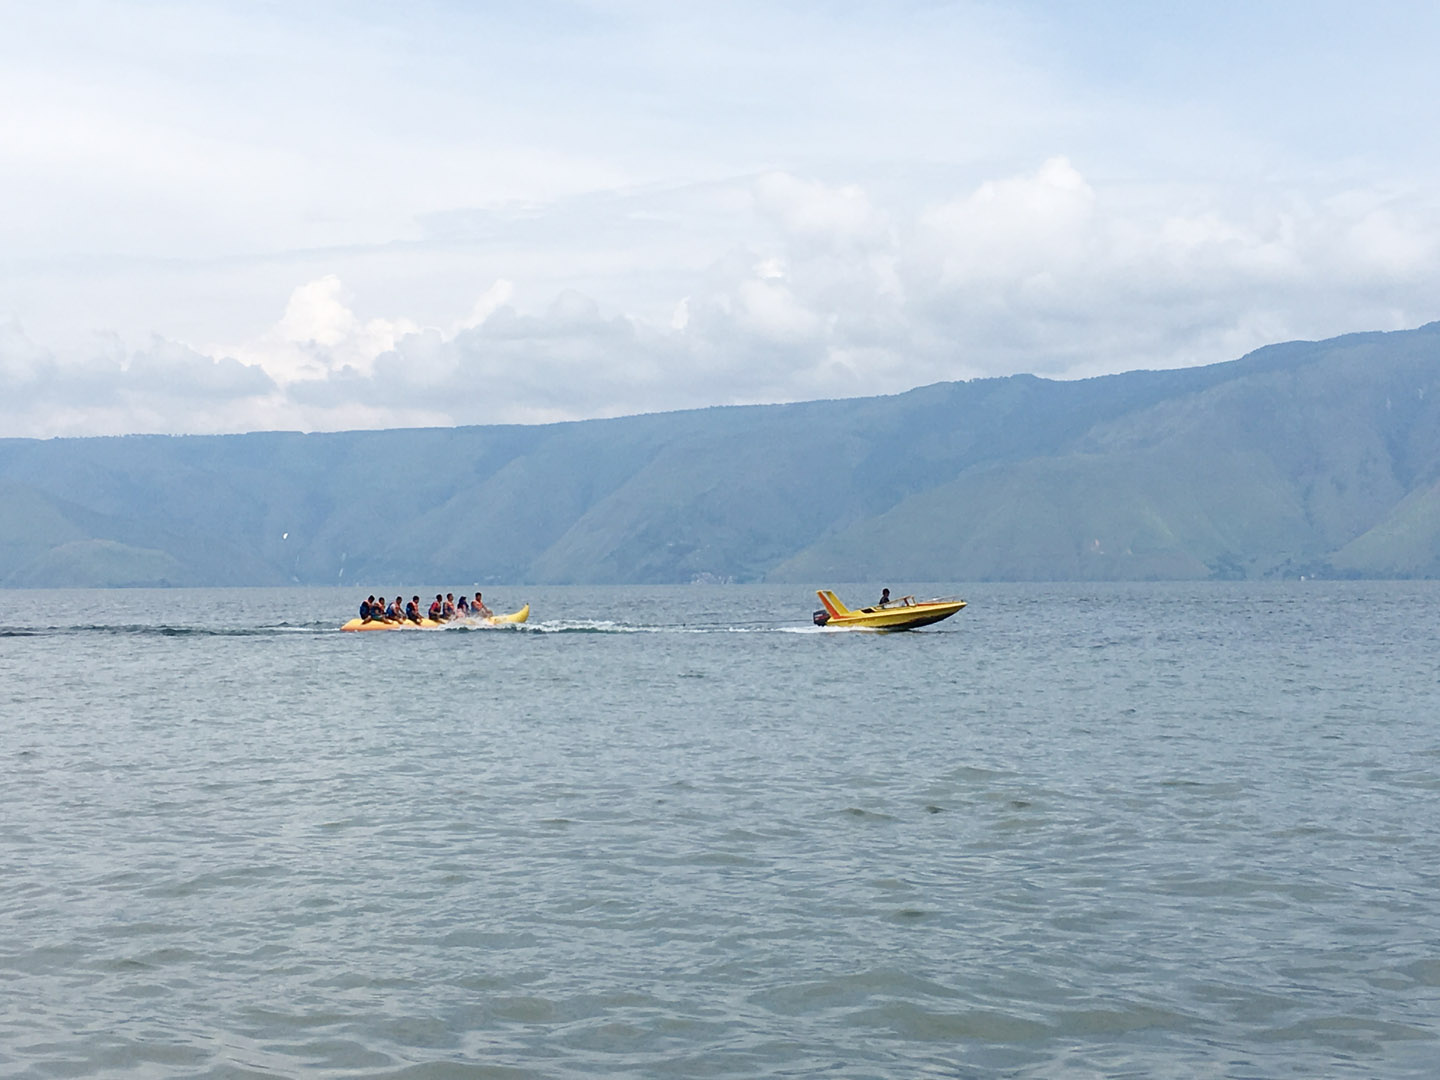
[[3, 322, 1440, 586]]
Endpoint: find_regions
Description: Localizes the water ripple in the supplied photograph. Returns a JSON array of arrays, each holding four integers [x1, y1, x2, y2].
[[3, 583, 1440, 1077]]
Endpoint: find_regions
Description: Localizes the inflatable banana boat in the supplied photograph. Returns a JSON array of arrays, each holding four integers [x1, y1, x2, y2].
[[341, 604, 529, 631], [812, 590, 964, 631]]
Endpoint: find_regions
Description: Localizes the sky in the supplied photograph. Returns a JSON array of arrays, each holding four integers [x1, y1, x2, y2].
[[3, 0, 1440, 438]]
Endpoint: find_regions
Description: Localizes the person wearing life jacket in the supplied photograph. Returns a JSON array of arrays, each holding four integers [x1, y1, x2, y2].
[[472, 592, 493, 618], [387, 596, 404, 620], [360, 595, 377, 622], [429, 595, 444, 621], [406, 596, 422, 623], [443, 593, 457, 619]]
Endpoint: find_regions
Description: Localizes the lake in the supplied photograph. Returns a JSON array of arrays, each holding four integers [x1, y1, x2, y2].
[[2, 582, 1438, 1078]]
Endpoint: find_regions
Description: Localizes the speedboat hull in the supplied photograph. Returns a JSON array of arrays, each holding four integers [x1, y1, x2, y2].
[[341, 604, 529, 631], [813, 590, 963, 631]]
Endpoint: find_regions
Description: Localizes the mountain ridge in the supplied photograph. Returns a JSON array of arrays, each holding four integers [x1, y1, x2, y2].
[[3, 321, 1439, 586]]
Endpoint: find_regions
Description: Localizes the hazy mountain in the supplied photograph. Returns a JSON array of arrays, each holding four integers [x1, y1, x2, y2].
[[3, 322, 1440, 587]]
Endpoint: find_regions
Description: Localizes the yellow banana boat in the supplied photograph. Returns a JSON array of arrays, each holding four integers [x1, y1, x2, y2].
[[812, 590, 964, 631], [341, 604, 529, 631]]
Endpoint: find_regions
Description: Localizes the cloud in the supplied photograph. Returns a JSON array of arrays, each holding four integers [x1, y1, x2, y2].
[[0, 316, 54, 385], [4, 161, 1440, 438], [6, 3, 1440, 442], [227, 275, 421, 383], [916, 157, 1095, 285], [753, 171, 891, 252], [731, 274, 825, 344], [897, 159, 1440, 377], [0, 320, 279, 438], [456, 279, 516, 333]]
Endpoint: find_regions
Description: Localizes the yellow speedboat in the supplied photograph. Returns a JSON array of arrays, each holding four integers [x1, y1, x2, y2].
[[812, 590, 964, 631], [341, 604, 530, 632]]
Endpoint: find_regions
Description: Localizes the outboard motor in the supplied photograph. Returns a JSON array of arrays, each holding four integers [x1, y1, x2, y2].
[[812, 609, 830, 626]]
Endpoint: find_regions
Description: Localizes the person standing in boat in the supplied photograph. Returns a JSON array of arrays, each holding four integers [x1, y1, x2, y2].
[[876, 588, 891, 608]]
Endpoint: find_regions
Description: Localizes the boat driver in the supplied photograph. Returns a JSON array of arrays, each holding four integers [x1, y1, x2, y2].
[[877, 588, 891, 608]]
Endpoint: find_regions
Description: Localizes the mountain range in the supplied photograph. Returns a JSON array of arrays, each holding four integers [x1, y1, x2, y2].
[[3, 322, 1440, 586]]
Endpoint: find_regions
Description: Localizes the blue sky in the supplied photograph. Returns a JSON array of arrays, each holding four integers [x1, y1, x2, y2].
[[2, 0, 1438, 436]]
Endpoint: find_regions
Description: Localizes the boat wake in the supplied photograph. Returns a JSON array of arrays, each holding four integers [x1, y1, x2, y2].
[[1, 619, 947, 639], [0, 623, 337, 638], [518, 620, 853, 635]]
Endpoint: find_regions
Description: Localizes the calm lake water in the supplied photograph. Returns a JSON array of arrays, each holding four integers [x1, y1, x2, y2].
[[2, 583, 1438, 1079]]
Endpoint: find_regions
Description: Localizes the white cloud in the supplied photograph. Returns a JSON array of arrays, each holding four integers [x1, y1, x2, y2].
[[917, 156, 1097, 286], [898, 161, 1440, 377], [4, 159, 1440, 437], [5, 3, 1440, 440], [456, 279, 516, 333], [731, 277, 824, 344], [225, 275, 421, 383], [0, 321, 279, 438], [753, 171, 891, 252], [0, 316, 52, 384]]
